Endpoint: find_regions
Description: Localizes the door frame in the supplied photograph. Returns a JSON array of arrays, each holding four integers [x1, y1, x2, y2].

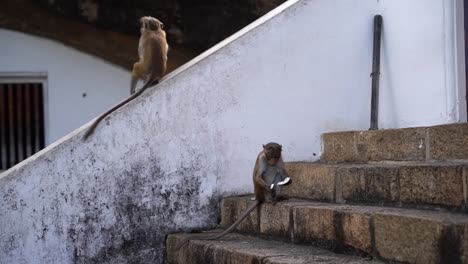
[[464, 0, 468, 119]]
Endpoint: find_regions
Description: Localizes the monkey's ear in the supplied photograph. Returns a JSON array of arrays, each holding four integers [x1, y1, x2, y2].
[[160, 23, 164, 29], [262, 144, 266, 149]]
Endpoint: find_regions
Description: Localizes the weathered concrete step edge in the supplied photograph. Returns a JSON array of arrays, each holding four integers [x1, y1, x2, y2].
[[322, 122, 468, 163], [220, 196, 468, 264], [284, 162, 468, 211], [166, 232, 383, 264]]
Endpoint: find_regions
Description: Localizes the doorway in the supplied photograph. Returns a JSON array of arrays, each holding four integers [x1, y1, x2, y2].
[[0, 79, 46, 170]]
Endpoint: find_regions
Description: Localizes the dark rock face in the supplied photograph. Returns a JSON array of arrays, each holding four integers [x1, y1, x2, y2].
[[36, 0, 175, 34], [37, 0, 286, 49]]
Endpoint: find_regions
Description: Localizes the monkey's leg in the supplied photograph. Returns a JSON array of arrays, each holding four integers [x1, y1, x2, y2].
[[131, 62, 145, 94], [130, 76, 139, 95], [270, 173, 282, 205], [147, 79, 159, 87], [271, 170, 291, 204], [269, 168, 290, 190]]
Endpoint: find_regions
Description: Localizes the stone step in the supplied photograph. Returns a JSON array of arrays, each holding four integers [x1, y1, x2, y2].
[[321, 123, 468, 163], [284, 162, 468, 211], [220, 196, 468, 264], [166, 232, 383, 264]]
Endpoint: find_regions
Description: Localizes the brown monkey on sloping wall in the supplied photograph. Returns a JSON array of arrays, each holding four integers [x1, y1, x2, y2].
[[175, 142, 291, 249], [130, 16, 169, 94], [83, 16, 168, 140]]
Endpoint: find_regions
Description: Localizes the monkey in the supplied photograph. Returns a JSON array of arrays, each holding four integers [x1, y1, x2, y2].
[[252, 142, 292, 204], [174, 142, 291, 250], [130, 16, 169, 94], [82, 16, 168, 140]]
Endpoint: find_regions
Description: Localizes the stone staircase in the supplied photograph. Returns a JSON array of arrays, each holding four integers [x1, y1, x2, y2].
[[166, 123, 468, 264]]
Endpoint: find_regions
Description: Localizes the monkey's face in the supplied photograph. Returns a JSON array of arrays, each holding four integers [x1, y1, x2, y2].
[[263, 143, 282, 165], [140, 16, 164, 32]]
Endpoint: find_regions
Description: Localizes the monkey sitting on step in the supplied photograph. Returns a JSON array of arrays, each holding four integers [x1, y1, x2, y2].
[[252, 142, 291, 204], [175, 142, 291, 250], [83, 16, 168, 140]]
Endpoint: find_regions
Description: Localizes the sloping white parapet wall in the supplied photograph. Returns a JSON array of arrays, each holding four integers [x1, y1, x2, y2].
[[0, 0, 464, 263]]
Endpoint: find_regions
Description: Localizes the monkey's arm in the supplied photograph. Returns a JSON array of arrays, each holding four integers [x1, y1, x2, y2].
[[254, 169, 270, 190], [254, 154, 276, 190], [276, 157, 291, 182], [276, 157, 288, 174]]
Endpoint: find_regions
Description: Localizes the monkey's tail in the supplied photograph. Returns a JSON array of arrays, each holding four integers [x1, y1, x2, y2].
[[174, 200, 260, 250], [82, 72, 158, 141]]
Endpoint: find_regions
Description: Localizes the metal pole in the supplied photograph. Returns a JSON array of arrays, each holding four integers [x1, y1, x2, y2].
[[370, 15, 382, 130]]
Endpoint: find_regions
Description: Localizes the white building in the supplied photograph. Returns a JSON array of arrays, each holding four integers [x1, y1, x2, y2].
[[0, 29, 130, 169]]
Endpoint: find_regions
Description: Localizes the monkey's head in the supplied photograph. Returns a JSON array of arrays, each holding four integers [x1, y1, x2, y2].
[[140, 16, 164, 32], [263, 142, 282, 165]]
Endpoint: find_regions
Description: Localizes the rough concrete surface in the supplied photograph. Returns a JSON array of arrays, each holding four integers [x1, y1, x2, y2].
[[292, 205, 336, 244], [374, 214, 444, 264], [284, 163, 337, 201], [219, 196, 468, 262], [341, 212, 372, 253], [427, 123, 468, 160], [322, 127, 427, 163], [286, 162, 467, 210], [322, 123, 468, 163], [220, 196, 260, 233], [338, 165, 399, 205], [460, 223, 468, 264], [399, 165, 465, 207], [356, 127, 426, 162], [321, 132, 356, 163], [260, 200, 293, 238], [166, 232, 383, 264], [291, 203, 373, 253]]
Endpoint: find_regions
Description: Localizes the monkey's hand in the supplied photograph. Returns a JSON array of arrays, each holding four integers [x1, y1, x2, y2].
[[271, 186, 278, 205], [270, 183, 277, 199], [254, 172, 271, 191], [277, 177, 292, 186]]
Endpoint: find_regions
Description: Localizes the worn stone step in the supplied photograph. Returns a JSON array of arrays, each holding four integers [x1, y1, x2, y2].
[[220, 196, 468, 264], [166, 232, 383, 264], [322, 123, 468, 163], [284, 162, 468, 211]]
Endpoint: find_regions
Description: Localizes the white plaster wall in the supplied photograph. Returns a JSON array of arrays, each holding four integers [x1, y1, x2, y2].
[[0, 29, 130, 145], [0, 0, 465, 263], [377, 0, 466, 127], [455, 0, 467, 121]]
